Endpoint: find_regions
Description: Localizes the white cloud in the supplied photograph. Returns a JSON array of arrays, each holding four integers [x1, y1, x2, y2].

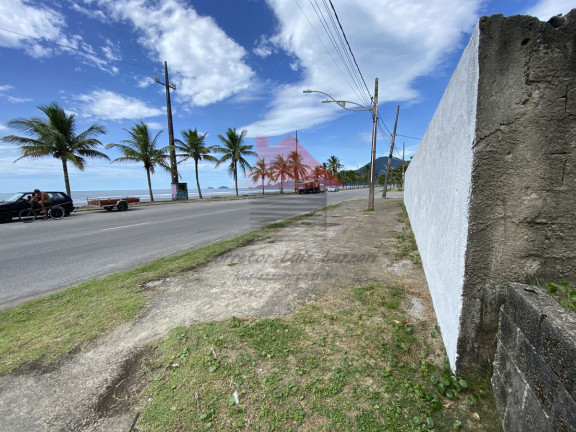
[[0, 0, 64, 57], [525, 0, 574, 20], [0, 0, 118, 73], [95, 0, 255, 107], [146, 121, 165, 130], [136, 76, 155, 88], [75, 89, 163, 120], [70, 2, 108, 21], [241, 0, 481, 136], [0, 124, 8, 131], [0, 84, 32, 104], [253, 35, 275, 58], [7, 96, 33, 103]]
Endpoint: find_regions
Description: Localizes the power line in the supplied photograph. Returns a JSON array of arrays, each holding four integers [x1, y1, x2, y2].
[[293, 0, 365, 104], [396, 133, 422, 141], [317, 0, 371, 106], [0, 26, 159, 73], [327, 0, 371, 100]]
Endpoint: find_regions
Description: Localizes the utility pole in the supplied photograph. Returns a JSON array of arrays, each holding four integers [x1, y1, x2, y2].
[[368, 78, 378, 211], [382, 105, 400, 198], [302, 80, 378, 210], [155, 61, 181, 196], [295, 130, 299, 188], [295, 130, 298, 155]]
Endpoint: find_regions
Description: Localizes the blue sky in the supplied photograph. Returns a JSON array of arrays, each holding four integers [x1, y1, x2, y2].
[[0, 0, 573, 193]]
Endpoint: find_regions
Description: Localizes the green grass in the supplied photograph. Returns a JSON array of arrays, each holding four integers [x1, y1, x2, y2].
[[321, 204, 341, 211], [139, 283, 502, 431], [0, 230, 266, 375], [396, 203, 421, 264], [0, 207, 339, 376]]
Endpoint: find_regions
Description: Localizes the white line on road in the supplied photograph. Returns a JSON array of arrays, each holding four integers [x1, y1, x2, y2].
[[102, 222, 151, 231]]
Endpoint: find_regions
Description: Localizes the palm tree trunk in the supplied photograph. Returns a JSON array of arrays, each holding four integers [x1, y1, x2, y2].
[[195, 159, 203, 199], [61, 158, 71, 197], [146, 169, 154, 202], [261, 177, 265, 195], [234, 165, 239, 197]]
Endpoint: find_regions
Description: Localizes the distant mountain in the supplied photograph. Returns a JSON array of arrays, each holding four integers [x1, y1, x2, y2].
[[356, 156, 404, 175]]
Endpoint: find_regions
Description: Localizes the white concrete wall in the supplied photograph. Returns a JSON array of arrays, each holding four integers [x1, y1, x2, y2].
[[404, 24, 479, 370]]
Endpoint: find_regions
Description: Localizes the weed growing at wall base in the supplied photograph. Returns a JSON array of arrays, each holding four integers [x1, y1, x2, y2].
[[396, 203, 421, 264], [139, 284, 502, 431], [546, 281, 576, 313]]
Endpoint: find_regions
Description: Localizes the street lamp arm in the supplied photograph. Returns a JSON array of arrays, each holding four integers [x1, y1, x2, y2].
[[322, 99, 371, 112], [303, 89, 371, 112]]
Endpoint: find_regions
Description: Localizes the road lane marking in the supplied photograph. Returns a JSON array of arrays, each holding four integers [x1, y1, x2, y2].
[[102, 222, 151, 231]]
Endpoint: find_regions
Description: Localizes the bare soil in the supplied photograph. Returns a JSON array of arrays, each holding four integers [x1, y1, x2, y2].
[[0, 197, 435, 431]]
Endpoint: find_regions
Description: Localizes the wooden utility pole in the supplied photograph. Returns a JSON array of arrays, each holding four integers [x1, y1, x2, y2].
[[155, 61, 178, 186], [295, 130, 298, 155], [382, 105, 400, 198], [368, 78, 379, 210], [164, 61, 178, 185]]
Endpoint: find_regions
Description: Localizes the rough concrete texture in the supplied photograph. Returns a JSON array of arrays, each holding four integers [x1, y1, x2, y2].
[[492, 283, 576, 432], [0, 198, 435, 431], [458, 10, 576, 374]]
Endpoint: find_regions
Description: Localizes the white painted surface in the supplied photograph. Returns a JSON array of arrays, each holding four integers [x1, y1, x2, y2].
[[404, 24, 479, 370]]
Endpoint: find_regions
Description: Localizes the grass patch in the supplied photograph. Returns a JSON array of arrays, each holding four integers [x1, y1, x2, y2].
[[396, 202, 421, 264], [321, 203, 341, 211], [0, 225, 291, 375], [139, 283, 501, 431], [546, 281, 576, 313]]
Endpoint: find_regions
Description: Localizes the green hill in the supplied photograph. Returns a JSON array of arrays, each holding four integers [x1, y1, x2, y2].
[[356, 156, 405, 175]]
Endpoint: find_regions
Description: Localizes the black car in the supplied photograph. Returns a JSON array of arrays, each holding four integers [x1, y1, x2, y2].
[[0, 192, 75, 223]]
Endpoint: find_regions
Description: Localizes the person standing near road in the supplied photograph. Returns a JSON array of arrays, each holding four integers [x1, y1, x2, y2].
[[33, 189, 51, 218]]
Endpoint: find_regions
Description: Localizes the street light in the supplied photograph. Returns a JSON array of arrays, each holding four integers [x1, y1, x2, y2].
[[303, 78, 379, 210]]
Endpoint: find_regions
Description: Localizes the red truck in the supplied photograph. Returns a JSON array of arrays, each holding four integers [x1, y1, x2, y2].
[[295, 179, 323, 194]]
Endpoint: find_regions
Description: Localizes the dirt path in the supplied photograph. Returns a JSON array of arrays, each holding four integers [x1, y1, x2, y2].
[[0, 197, 433, 431]]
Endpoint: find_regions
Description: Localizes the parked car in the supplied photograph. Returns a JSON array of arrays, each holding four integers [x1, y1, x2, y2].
[[327, 186, 339, 192], [0, 191, 74, 223]]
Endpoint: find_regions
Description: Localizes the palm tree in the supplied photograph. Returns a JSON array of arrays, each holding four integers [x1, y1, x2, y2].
[[326, 155, 343, 177], [269, 154, 292, 193], [312, 164, 327, 183], [287, 150, 310, 186], [2, 102, 109, 196], [249, 157, 270, 195], [105, 122, 169, 202], [215, 128, 257, 197], [326, 155, 343, 187], [175, 128, 217, 199]]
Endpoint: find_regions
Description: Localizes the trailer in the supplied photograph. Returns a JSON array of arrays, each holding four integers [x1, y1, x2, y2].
[[86, 196, 140, 211]]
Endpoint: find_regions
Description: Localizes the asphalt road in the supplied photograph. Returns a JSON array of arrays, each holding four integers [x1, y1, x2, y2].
[[0, 188, 396, 309]]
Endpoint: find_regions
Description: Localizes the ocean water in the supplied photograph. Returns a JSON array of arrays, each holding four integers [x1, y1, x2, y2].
[[0, 187, 280, 206]]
